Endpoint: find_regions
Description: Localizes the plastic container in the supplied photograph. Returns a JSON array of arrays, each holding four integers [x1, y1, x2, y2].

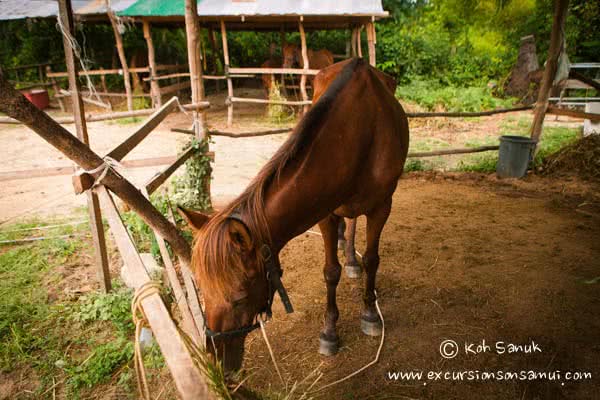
[[496, 135, 537, 178], [22, 89, 49, 110]]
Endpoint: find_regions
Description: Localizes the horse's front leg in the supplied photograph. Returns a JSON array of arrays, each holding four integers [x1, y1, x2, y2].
[[361, 198, 392, 336], [318, 213, 343, 356]]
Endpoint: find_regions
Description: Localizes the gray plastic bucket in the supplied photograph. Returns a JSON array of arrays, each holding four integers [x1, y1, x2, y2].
[[496, 135, 537, 178]]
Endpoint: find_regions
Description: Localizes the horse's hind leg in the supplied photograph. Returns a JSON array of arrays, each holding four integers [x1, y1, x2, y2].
[[344, 218, 361, 278], [318, 213, 343, 356], [337, 218, 346, 250], [361, 198, 392, 336]]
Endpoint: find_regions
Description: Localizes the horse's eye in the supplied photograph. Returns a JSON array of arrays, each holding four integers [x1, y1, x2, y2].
[[231, 295, 248, 308]]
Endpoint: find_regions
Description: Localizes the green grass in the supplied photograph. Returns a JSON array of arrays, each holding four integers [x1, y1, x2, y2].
[[396, 80, 516, 112], [0, 217, 167, 398]]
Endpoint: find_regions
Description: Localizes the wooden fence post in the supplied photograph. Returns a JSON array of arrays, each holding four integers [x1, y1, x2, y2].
[[106, 4, 134, 111], [58, 0, 111, 292], [220, 20, 234, 127], [185, 0, 206, 138], [299, 19, 309, 114], [143, 20, 162, 108], [529, 0, 570, 143], [366, 20, 377, 66]]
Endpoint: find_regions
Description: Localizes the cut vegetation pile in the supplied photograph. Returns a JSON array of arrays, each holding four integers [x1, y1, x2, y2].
[[541, 134, 600, 180]]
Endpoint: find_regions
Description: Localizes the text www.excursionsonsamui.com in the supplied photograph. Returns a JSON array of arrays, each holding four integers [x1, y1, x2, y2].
[[387, 370, 592, 385]]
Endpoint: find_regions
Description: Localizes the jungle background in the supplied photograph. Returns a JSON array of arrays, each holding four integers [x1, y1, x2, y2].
[[0, 0, 598, 112]]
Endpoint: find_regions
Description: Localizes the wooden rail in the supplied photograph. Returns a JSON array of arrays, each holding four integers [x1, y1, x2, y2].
[[228, 67, 320, 75], [407, 145, 500, 158], [229, 97, 312, 106], [0, 102, 209, 125], [405, 106, 533, 118], [46, 64, 186, 78]]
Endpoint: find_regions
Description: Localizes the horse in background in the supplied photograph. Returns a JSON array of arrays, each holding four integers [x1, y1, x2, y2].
[[282, 43, 334, 71], [261, 43, 282, 96]]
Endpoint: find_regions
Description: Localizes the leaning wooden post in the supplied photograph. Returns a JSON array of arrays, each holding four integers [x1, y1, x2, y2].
[[58, 0, 111, 292], [220, 20, 234, 127], [106, 3, 134, 111], [357, 25, 363, 58], [366, 19, 377, 66], [299, 18, 309, 114], [529, 0, 570, 143], [143, 20, 162, 108]]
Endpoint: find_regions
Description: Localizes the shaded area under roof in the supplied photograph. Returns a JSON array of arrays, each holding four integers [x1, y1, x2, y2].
[[0, 0, 137, 21]]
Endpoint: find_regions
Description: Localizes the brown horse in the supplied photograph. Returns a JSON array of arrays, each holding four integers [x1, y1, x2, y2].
[[261, 43, 282, 96], [179, 58, 409, 371], [311, 64, 399, 279], [282, 43, 334, 89]]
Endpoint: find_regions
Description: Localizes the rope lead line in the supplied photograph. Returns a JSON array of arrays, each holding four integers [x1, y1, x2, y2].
[[131, 281, 162, 400]]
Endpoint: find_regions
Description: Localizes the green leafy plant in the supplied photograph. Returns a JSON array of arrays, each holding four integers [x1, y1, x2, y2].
[[73, 286, 134, 334], [171, 138, 213, 212]]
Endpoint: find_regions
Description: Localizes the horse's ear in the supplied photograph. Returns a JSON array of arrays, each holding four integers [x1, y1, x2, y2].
[[177, 206, 210, 232], [227, 220, 253, 252]]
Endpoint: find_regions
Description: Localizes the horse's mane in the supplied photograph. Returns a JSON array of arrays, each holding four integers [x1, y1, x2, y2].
[[193, 58, 365, 302]]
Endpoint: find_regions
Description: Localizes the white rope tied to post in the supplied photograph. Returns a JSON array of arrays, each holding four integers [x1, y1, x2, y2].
[[79, 156, 125, 190], [131, 281, 163, 400]]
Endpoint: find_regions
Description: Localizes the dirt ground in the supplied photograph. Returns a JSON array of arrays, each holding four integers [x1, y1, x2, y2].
[[238, 173, 600, 400]]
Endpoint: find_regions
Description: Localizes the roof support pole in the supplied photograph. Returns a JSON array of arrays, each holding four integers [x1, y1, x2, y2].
[[366, 20, 377, 66], [299, 19, 309, 114], [185, 0, 207, 138], [143, 20, 162, 108], [280, 26, 287, 96], [357, 25, 363, 58], [58, 0, 111, 293], [106, 4, 134, 111], [220, 20, 234, 127], [529, 0, 570, 144]]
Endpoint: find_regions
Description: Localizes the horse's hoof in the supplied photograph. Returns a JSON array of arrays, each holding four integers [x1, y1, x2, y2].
[[345, 264, 361, 279], [319, 335, 339, 356], [337, 239, 346, 251], [361, 318, 382, 337]]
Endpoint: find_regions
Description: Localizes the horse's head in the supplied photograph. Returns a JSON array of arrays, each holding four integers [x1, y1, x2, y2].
[[282, 43, 300, 68], [178, 207, 271, 372]]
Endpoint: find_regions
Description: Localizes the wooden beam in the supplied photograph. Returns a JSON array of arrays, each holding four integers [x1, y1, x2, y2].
[[106, 6, 134, 111], [58, 0, 111, 293], [141, 188, 201, 345], [299, 20, 309, 114], [59, 89, 111, 110], [408, 145, 499, 158], [546, 105, 600, 121], [228, 67, 319, 75], [529, 0, 570, 142], [107, 97, 180, 162], [221, 20, 234, 127], [0, 75, 192, 268], [230, 96, 311, 106], [97, 186, 210, 399], [1, 156, 182, 183], [406, 105, 533, 118], [145, 146, 195, 195], [0, 102, 208, 125], [159, 80, 191, 96], [143, 20, 162, 108], [569, 70, 600, 92]]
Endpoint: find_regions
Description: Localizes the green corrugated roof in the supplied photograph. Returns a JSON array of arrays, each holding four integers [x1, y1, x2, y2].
[[119, 0, 184, 17]]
